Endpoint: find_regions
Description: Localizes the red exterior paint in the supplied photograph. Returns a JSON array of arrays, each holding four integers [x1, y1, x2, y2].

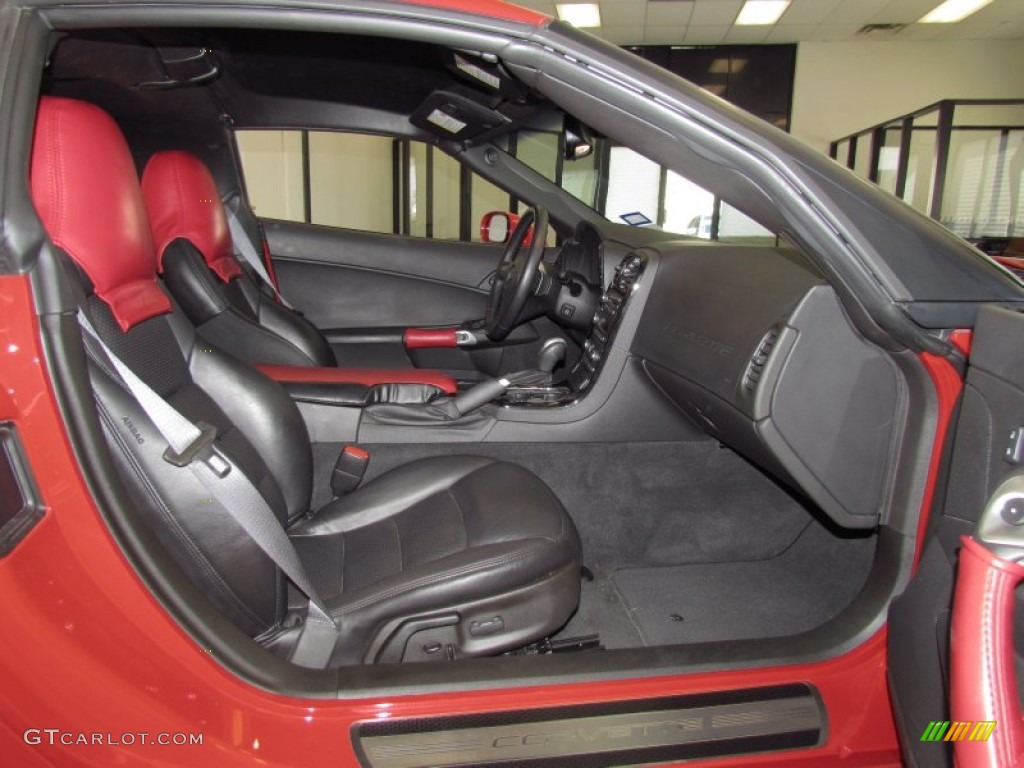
[[254, 362, 458, 394], [913, 333, 970, 569], [403, 327, 458, 349], [393, 0, 548, 25], [0, 269, 903, 766], [951, 536, 1024, 768]]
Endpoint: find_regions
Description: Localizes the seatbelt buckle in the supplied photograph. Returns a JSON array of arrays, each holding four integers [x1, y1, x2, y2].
[[163, 421, 231, 477], [331, 445, 369, 497]]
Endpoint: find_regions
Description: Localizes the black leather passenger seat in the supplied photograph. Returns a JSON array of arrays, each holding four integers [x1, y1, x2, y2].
[[30, 95, 581, 667]]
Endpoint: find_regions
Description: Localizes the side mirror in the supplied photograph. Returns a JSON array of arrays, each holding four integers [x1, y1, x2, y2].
[[480, 211, 518, 244], [480, 211, 538, 246]]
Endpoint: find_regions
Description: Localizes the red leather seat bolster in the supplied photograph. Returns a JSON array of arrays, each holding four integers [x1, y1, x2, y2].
[[207, 255, 243, 283], [950, 535, 1024, 768], [30, 97, 172, 331], [141, 150, 240, 281], [254, 364, 457, 395]]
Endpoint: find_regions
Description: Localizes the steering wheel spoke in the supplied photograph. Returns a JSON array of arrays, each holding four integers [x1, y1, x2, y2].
[[484, 206, 550, 341]]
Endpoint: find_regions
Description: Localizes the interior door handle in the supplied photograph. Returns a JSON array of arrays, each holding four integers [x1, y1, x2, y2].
[[951, 471, 1024, 768]]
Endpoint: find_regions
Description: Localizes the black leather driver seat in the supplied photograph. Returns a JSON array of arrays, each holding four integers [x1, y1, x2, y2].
[[31, 96, 581, 666], [141, 150, 337, 367]]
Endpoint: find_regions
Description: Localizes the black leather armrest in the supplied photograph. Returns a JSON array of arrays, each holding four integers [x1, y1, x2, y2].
[[281, 381, 371, 407], [281, 381, 444, 407]]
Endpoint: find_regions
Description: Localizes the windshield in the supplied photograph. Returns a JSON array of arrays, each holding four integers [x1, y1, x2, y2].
[[513, 128, 778, 245]]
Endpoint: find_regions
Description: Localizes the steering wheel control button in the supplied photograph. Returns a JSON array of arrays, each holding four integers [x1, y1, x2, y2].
[[1001, 499, 1024, 525], [560, 303, 576, 319], [1004, 427, 1024, 464]]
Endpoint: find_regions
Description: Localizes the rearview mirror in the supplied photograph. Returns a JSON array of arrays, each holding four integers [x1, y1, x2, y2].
[[564, 116, 594, 161]]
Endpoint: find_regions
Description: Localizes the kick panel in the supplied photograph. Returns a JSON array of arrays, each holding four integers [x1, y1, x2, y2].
[[352, 683, 824, 767]]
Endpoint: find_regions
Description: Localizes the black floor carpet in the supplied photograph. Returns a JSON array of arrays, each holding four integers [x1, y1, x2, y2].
[[557, 519, 876, 648], [312, 440, 877, 649], [316, 441, 816, 569]]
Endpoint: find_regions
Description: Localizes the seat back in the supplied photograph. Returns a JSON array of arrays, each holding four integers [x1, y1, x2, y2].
[[30, 96, 314, 637], [141, 151, 335, 367]]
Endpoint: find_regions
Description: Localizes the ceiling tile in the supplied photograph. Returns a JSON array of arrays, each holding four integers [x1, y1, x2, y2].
[[683, 24, 731, 42], [779, 0, 843, 25], [642, 24, 689, 43], [722, 24, 771, 42], [599, 2, 647, 26], [872, 0, 940, 23], [765, 23, 819, 41], [935, 20, 1009, 38], [895, 22, 946, 38], [599, 24, 646, 42], [827, 0, 890, 23], [970, 0, 1024, 23], [645, 1, 696, 26], [988, 20, 1024, 37], [689, 0, 743, 25], [512, 0, 555, 12], [808, 23, 866, 40], [549, 0, 1024, 45]]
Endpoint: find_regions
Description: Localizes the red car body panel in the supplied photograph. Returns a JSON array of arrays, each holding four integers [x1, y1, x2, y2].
[[0, 270, 922, 765], [912, 331, 970, 569], [396, 0, 549, 24]]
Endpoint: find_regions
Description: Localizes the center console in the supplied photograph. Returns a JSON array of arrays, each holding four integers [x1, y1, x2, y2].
[[503, 251, 648, 406]]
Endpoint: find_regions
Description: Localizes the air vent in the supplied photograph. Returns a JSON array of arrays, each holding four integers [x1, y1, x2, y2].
[[743, 328, 780, 393], [856, 23, 908, 38]]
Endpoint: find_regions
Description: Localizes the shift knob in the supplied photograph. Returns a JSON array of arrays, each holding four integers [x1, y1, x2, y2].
[[537, 337, 568, 373]]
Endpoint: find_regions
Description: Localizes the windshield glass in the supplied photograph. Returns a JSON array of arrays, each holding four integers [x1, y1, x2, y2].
[[513, 128, 778, 245]]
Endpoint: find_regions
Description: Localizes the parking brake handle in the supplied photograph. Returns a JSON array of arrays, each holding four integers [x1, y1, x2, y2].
[[451, 370, 551, 415]]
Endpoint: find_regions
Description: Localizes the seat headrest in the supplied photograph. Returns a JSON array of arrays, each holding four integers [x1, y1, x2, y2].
[[141, 151, 241, 284], [30, 96, 171, 331]]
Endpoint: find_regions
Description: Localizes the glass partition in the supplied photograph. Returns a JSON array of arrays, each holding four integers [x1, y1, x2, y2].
[[831, 99, 1024, 240]]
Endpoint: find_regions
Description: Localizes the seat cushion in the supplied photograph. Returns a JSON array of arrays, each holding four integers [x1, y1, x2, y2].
[[287, 456, 581, 664]]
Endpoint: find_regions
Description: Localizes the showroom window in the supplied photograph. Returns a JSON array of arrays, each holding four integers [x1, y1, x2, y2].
[[236, 129, 515, 243]]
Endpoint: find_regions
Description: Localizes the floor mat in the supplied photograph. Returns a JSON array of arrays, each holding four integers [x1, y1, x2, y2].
[[607, 520, 875, 647]]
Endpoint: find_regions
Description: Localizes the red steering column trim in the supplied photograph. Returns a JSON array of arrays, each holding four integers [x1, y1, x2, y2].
[[403, 328, 459, 349]]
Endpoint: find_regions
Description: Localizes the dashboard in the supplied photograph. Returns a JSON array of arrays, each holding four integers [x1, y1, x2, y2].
[[626, 238, 903, 530]]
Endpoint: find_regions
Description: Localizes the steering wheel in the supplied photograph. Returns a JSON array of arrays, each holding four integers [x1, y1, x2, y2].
[[484, 206, 549, 341]]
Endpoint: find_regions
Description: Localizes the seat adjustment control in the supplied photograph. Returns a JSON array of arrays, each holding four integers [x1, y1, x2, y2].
[[469, 616, 504, 636]]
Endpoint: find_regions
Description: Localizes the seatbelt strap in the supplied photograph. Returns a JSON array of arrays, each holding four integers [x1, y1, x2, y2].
[[78, 312, 337, 666], [223, 199, 293, 309]]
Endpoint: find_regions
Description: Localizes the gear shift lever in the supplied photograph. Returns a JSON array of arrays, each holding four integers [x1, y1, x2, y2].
[[537, 337, 568, 374]]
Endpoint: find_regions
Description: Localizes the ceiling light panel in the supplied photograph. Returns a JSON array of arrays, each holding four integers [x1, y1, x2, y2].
[[919, 0, 994, 23], [556, 3, 603, 27], [735, 0, 791, 26]]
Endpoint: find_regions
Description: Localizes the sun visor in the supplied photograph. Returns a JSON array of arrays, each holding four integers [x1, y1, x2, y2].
[[410, 90, 510, 142], [445, 51, 528, 103]]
